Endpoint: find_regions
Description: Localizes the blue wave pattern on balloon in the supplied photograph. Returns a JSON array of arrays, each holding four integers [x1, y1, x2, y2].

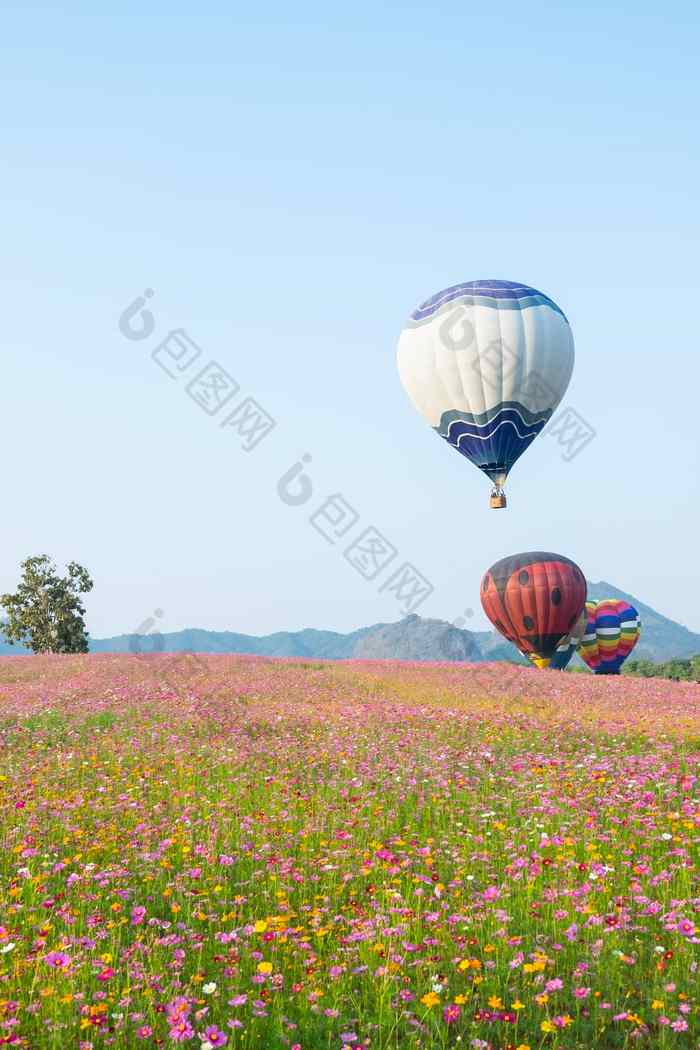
[[410, 279, 568, 324], [436, 403, 551, 480]]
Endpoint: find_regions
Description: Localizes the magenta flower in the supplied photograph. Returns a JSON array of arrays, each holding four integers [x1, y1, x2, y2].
[[204, 1025, 227, 1047], [169, 1020, 194, 1041], [443, 1004, 461, 1024], [166, 998, 192, 1023], [44, 951, 70, 969], [131, 906, 146, 926]]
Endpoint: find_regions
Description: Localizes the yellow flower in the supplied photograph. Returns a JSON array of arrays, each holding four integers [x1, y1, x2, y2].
[[254, 920, 267, 933], [488, 995, 503, 1009], [651, 1000, 664, 1010], [535, 992, 549, 1006], [541, 1020, 555, 1033], [257, 961, 273, 974], [420, 991, 440, 1008], [454, 994, 467, 1005], [512, 999, 525, 1010], [516, 1045, 531, 1050]]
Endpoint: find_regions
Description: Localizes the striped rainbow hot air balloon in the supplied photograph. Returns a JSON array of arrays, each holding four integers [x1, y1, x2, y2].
[[578, 599, 641, 675]]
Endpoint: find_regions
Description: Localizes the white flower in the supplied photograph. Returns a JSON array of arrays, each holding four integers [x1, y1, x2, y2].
[[661, 833, 672, 841], [201, 1043, 213, 1050], [202, 982, 217, 995], [0, 943, 15, 954]]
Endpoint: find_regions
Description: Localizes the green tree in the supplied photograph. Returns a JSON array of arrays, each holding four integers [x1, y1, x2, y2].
[[1, 555, 93, 653]]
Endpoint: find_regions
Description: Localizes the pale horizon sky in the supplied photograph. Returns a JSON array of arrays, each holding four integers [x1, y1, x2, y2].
[[2, 2, 699, 638]]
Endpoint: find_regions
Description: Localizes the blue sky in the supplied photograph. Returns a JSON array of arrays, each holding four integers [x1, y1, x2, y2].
[[2, 2, 699, 638]]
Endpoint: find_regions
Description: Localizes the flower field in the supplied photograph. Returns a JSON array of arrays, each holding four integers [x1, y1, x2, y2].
[[0, 654, 698, 1049]]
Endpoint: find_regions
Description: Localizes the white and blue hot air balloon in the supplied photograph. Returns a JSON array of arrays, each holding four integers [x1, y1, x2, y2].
[[397, 280, 575, 508]]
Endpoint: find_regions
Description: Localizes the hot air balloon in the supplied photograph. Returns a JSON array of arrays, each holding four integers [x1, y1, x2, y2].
[[481, 551, 587, 664], [397, 280, 574, 508], [549, 609, 587, 670], [578, 600, 641, 675]]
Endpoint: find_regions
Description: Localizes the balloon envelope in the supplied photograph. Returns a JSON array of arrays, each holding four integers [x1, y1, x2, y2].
[[578, 599, 641, 674], [397, 280, 574, 490], [481, 551, 587, 661], [549, 609, 588, 670]]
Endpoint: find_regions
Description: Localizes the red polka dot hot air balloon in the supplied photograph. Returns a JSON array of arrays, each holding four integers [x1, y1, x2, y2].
[[578, 599, 641, 675], [480, 551, 587, 667]]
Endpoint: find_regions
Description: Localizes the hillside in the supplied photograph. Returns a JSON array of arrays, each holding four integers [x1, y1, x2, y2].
[[89, 615, 485, 663], [2, 580, 699, 663]]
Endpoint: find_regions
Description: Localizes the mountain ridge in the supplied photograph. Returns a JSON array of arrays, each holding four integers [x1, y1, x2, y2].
[[2, 582, 699, 663]]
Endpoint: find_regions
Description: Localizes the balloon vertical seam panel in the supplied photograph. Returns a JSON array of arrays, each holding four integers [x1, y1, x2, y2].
[[397, 280, 575, 489]]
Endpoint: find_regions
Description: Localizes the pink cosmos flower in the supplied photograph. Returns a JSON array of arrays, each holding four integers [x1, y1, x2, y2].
[[169, 1020, 194, 1041], [131, 906, 146, 926], [443, 1004, 461, 1024], [545, 978, 563, 992], [166, 998, 192, 1023], [573, 987, 590, 998], [44, 951, 70, 969], [203, 1026, 227, 1047]]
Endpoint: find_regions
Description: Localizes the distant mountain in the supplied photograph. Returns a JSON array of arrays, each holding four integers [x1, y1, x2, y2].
[[89, 625, 375, 659], [2, 581, 699, 664], [90, 616, 485, 663], [0, 636, 28, 655], [353, 615, 483, 662]]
